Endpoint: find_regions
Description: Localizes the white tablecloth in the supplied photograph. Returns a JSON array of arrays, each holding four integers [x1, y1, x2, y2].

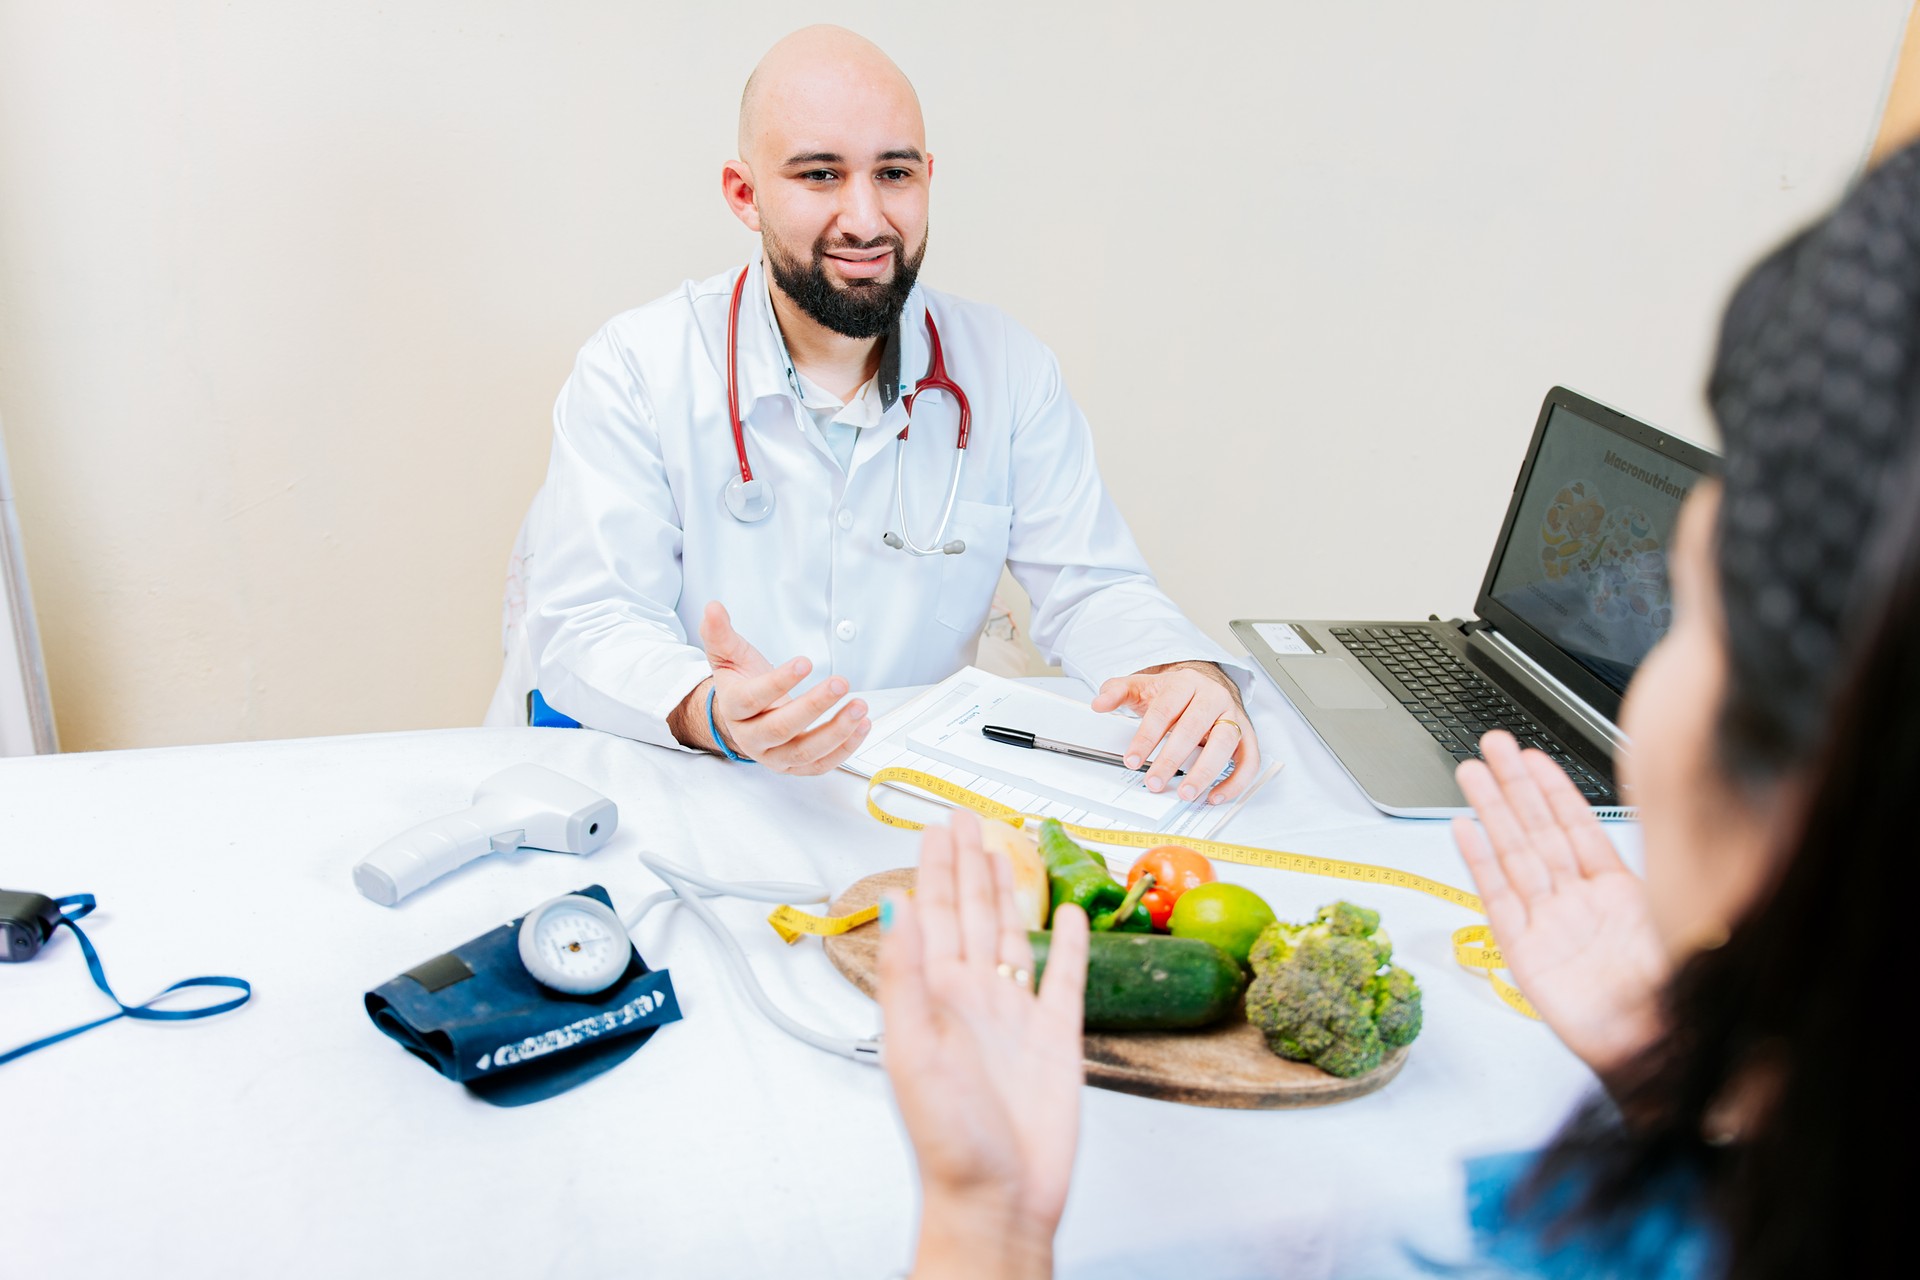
[[0, 679, 1612, 1278]]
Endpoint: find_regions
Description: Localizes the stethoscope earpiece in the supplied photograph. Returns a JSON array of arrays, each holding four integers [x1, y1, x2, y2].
[[721, 266, 971, 555], [879, 533, 965, 556]]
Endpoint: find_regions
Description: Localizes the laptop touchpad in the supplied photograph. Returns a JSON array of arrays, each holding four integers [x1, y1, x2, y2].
[[1278, 657, 1386, 710]]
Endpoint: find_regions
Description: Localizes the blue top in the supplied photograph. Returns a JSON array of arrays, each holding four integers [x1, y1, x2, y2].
[[1460, 1149, 1723, 1279]]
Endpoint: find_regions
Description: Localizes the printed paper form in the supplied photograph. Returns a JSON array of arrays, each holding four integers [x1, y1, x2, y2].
[[845, 667, 1279, 843]]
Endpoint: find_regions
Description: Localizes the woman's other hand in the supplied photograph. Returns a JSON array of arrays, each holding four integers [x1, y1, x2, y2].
[[878, 812, 1090, 1280], [1453, 731, 1669, 1079]]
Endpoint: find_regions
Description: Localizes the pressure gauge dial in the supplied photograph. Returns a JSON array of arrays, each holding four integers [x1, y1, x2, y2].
[[517, 894, 633, 995]]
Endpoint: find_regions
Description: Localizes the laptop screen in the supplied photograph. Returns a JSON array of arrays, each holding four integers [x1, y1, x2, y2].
[[1482, 403, 1709, 694]]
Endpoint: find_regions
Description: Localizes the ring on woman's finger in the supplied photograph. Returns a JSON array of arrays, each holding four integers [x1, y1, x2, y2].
[[994, 962, 1033, 987]]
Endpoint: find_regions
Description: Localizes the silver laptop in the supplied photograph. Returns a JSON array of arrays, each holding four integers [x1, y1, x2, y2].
[[1232, 386, 1715, 819]]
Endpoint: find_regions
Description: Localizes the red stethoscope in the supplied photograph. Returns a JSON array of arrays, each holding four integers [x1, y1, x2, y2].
[[722, 265, 972, 555]]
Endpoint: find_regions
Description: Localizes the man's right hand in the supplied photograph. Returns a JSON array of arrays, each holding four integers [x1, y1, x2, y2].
[[669, 601, 871, 774]]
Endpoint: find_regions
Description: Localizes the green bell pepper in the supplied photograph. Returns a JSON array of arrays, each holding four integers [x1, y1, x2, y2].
[[1037, 819, 1151, 932]]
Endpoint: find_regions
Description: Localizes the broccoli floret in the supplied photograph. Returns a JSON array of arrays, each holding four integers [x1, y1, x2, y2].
[[1246, 929, 1384, 1076], [1247, 920, 1306, 968], [1244, 901, 1424, 1078], [1313, 901, 1395, 965], [1317, 901, 1380, 937], [1367, 928, 1394, 967], [1373, 965, 1423, 1049]]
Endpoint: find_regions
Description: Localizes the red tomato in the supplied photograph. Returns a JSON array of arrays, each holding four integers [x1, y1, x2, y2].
[[1127, 846, 1215, 930]]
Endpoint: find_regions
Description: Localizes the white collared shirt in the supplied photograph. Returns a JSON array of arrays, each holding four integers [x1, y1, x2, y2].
[[525, 259, 1248, 748], [791, 370, 878, 472], [765, 273, 884, 472]]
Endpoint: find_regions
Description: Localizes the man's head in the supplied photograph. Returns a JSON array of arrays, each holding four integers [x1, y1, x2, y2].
[[723, 26, 930, 339]]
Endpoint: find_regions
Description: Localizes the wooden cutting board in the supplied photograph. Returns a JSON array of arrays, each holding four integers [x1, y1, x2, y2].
[[822, 868, 1408, 1109]]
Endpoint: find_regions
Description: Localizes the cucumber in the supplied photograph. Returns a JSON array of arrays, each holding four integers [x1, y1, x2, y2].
[[1028, 931, 1246, 1031]]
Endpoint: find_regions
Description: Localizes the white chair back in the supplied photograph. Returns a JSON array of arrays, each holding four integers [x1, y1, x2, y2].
[[480, 496, 537, 727]]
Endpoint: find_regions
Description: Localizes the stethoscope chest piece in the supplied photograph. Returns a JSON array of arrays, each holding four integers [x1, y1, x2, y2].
[[722, 475, 775, 524]]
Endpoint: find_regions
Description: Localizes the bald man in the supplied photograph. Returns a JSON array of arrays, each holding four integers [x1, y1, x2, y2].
[[520, 26, 1261, 804]]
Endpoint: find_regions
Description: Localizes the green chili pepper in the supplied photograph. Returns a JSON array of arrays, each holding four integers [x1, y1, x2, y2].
[[1037, 819, 1152, 932]]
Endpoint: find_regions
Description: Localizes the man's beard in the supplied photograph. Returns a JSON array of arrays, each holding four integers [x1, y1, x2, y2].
[[765, 229, 927, 339]]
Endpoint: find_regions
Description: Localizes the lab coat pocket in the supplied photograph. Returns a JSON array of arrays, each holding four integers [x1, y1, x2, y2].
[[937, 500, 1014, 633]]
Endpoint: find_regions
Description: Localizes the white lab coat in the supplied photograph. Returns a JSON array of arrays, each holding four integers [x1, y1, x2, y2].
[[518, 260, 1247, 748]]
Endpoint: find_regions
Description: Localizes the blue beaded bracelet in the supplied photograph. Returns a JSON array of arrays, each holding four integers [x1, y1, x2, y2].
[[707, 685, 753, 763]]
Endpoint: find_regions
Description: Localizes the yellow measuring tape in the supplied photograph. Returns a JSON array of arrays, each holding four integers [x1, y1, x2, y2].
[[767, 901, 879, 945], [769, 766, 1538, 1019]]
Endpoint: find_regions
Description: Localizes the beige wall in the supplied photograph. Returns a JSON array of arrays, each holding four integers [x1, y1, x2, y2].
[[0, 0, 1909, 751]]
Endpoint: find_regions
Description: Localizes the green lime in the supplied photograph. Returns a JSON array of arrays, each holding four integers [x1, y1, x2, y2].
[[1167, 882, 1277, 967]]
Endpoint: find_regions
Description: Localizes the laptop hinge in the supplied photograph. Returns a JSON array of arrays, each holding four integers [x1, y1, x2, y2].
[[1475, 626, 1631, 755]]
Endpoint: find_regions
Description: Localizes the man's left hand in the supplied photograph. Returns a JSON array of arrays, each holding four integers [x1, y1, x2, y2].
[[1091, 661, 1258, 804]]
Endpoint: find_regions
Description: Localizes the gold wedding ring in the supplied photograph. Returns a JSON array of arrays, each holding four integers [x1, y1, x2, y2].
[[1212, 717, 1243, 738]]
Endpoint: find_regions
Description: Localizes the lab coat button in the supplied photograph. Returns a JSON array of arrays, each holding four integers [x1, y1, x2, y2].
[[836, 509, 853, 530], [836, 619, 858, 642]]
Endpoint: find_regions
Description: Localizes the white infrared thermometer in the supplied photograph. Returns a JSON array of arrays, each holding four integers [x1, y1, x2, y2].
[[353, 764, 618, 906]]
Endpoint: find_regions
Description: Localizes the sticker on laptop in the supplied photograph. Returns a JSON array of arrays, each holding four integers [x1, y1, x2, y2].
[[1253, 622, 1320, 655]]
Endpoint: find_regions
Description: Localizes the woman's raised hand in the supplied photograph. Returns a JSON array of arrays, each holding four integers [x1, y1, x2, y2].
[[1453, 732, 1668, 1079], [878, 812, 1089, 1280]]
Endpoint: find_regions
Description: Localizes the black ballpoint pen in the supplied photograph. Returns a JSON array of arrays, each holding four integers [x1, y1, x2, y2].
[[980, 724, 1185, 777]]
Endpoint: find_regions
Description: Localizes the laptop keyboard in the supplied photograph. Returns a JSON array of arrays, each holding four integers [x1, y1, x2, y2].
[[1327, 626, 1618, 802]]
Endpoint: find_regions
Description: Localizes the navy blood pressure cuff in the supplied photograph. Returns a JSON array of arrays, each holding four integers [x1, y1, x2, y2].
[[364, 884, 681, 1106]]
